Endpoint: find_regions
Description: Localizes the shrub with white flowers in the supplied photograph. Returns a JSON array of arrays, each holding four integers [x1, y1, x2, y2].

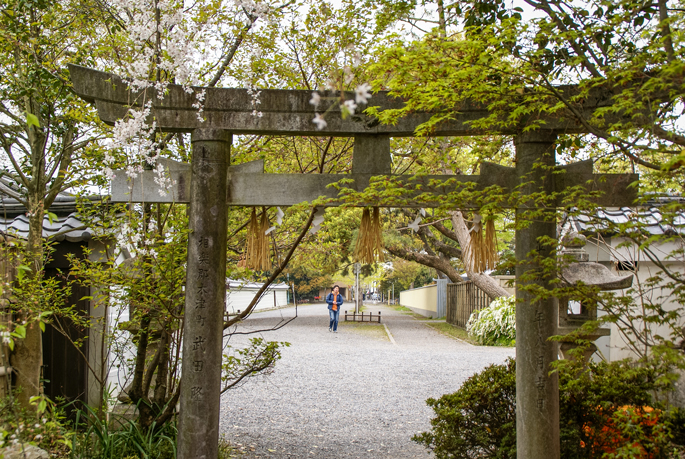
[[466, 295, 516, 346]]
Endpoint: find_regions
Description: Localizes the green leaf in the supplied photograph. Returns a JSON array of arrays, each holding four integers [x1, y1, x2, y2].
[[47, 212, 58, 224], [26, 113, 40, 128], [16, 264, 32, 280], [13, 324, 26, 338]]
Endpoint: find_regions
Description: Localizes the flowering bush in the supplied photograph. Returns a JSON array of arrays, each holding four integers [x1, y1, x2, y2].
[[466, 295, 516, 346], [414, 358, 685, 459], [582, 406, 668, 458]]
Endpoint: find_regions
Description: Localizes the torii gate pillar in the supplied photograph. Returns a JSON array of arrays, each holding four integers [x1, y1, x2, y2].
[[177, 129, 231, 459], [514, 131, 560, 459]]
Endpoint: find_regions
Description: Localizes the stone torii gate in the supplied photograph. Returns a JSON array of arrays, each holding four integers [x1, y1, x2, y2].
[[69, 64, 636, 459]]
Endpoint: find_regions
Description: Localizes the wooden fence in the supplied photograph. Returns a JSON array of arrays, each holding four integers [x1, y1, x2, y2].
[[446, 281, 493, 328]]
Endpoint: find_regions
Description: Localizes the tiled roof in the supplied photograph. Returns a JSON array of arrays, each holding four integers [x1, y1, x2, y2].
[[0, 179, 105, 242], [566, 206, 685, 236], [0, 212, 93, 242]]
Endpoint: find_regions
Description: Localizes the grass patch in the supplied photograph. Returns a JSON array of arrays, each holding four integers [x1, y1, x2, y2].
[[425, 322, 478, 345], [390, 304, 412, 313], [389, 304, 433, 320], [411, 313, 435, 320], [218, 434, 242, 458], [338, 321, 389, 341]]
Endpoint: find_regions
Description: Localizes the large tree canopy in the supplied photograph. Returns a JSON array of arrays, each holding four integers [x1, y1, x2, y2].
[[369, 0, 685, 191]]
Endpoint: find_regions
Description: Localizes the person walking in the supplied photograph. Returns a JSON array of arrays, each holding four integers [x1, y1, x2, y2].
[[326, 285, 343, 333]]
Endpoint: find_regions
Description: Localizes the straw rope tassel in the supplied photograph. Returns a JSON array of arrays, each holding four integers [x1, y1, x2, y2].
[[353, 207, 384, 264], [258, 208, 270, 271], [371, 207, 384, 262], [245, 208, 259, 270], [484, 218, 499, 270], [465, 215, 485, 273], [465, 214, 499, 273], [245, 208, 271, 271]]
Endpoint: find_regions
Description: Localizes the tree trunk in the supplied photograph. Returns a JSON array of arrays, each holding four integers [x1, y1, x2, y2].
[[11, 203, 45, 408], [450, 211, 510, 299], [385, 245, 463, 283]]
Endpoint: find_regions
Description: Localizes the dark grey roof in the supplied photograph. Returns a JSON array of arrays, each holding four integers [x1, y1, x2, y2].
[[0, 193, 103, 218], [0, 178, 106, 242], [567, 206, 685, 236], [0, 212, 92, 242]]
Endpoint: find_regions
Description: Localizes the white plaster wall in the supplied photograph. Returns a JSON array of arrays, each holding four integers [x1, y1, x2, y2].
[[105, 291, 135, 404], [226, 288, 289, 314], [400, 284, 438, 318], [492, 275, 516, 296], [587, 237, 685, 362]]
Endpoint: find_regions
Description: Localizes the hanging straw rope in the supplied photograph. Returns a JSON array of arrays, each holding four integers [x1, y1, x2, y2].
[[245, 207, 271, 271], [464, 213, 498, 273], [483, 218, 499, 270], [353, 207, 384, 264]]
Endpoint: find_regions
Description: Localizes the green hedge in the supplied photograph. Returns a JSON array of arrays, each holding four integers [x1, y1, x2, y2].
[[413, 358, 685, 458]]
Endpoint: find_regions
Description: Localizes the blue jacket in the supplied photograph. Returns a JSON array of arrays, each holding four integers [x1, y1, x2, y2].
[[326, 293, 343, 311]]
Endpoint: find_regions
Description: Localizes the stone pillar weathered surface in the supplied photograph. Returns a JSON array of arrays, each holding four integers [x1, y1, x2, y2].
[[178, 129, 230, 459], [514, 131, 559, 459], [353, 135, 391, 174]]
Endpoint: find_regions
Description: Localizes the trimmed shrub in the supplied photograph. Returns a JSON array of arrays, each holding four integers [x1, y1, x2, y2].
[[466, 296, 515, 346], [414, 358, 685, 459], [412, 358, 516, 459]]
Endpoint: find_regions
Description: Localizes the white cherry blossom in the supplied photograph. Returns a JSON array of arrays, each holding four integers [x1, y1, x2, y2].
[[355, 83, 372, 104], [341, 99, 357, 116], [313, 113, 327, 130]]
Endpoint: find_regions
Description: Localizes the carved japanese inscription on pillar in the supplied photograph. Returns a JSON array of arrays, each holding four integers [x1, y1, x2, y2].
[[177, 129, 230, 459]]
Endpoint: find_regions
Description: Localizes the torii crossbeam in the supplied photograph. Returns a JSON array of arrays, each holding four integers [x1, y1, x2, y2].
[[69, 64, 637, 459]]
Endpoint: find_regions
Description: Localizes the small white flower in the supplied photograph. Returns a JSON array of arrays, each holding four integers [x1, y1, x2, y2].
[[343, 66, 354, 85], [352, 51, 362, 68], [309, 91, 321, 106], [312, 113, 327, 130], [1, 331, 10, 345], [341, 100, 357, 116], [355, 83, 372, 105]]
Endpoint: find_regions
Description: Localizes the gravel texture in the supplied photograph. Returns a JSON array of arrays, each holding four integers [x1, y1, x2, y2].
[[220, 303, 515, 458]]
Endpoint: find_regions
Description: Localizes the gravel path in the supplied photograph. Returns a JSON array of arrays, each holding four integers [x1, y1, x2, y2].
[[219, 303, 514, 458]]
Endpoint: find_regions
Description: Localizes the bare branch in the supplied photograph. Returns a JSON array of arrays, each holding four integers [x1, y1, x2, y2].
[[386, 244, 462, 282], [208, 19, 255, 88], [223, 207, 316, 329]]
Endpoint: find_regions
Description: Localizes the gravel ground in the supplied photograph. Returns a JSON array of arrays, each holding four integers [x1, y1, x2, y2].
[[219, 303, 514, 458]]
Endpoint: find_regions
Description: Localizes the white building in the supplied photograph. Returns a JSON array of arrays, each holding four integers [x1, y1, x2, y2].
[[565, 203, 685, 362], [226, 280, 291, 314]]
